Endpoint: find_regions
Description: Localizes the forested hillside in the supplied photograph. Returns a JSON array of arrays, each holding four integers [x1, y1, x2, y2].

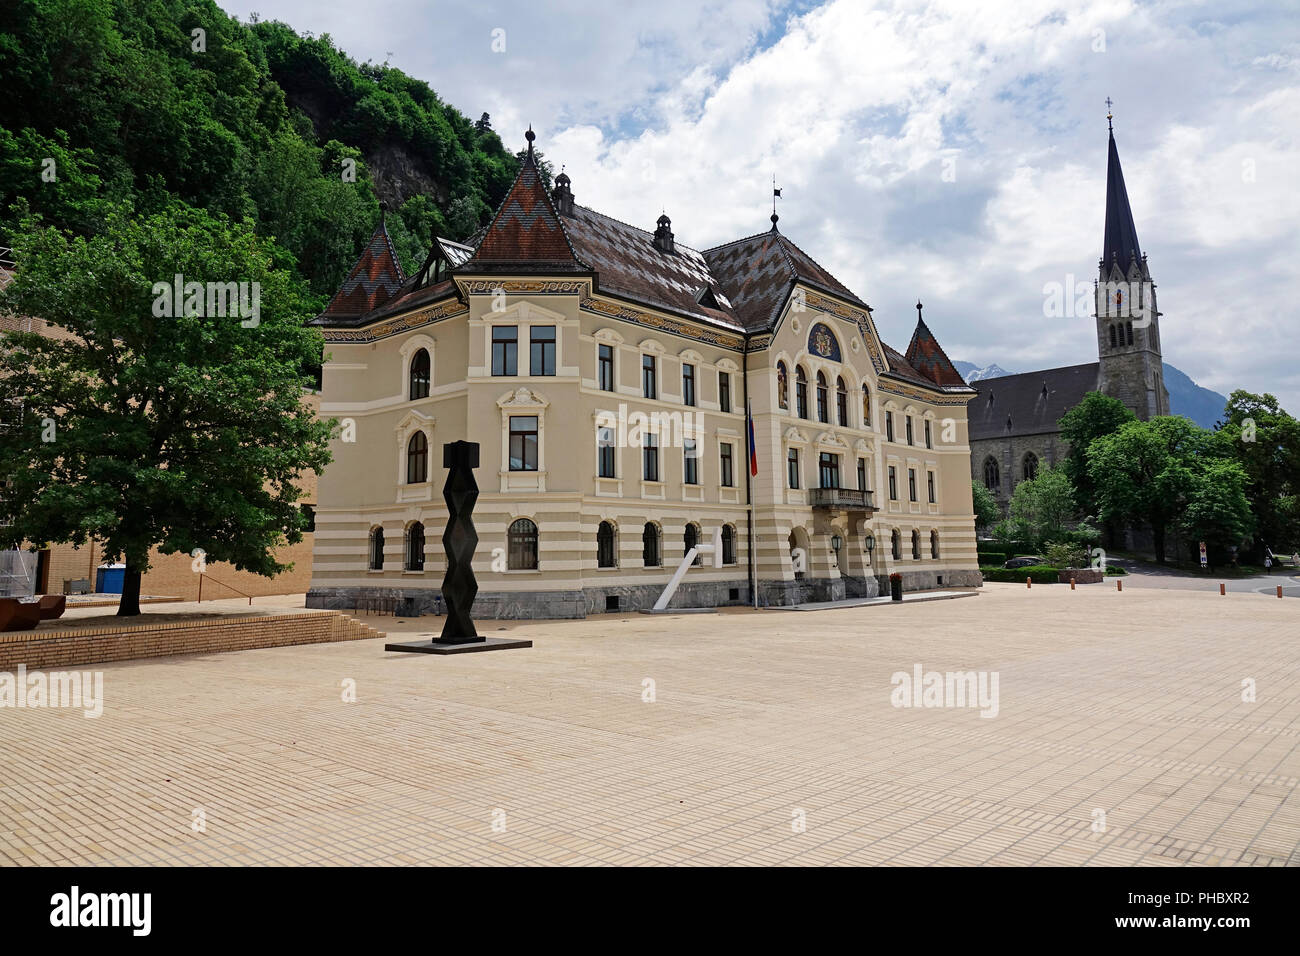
[[0, 0, 537, 300]]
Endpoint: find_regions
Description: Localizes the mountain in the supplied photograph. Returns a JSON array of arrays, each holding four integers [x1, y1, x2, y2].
[[1161, 363, 1228, 429], [952, 361, 1012, 383], [951, 359, 1228, 429]]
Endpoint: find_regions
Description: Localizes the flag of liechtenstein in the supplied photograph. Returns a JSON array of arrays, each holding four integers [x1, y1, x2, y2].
[[746, 400, 758, 477]]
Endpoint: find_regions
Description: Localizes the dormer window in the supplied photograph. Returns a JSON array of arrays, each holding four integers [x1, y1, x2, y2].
[[695, 285, 721, 309]]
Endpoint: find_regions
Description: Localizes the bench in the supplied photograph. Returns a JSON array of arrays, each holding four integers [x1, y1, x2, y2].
[[0, 598, 42, 632]]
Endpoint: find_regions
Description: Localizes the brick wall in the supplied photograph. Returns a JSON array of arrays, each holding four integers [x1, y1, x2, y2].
[[0, 611, 382, 670]]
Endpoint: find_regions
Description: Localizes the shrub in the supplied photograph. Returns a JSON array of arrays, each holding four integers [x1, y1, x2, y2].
[[1104, 566, 1128, 576], [1043, 540, 1090, 569], [979, 564, 1061, 583]]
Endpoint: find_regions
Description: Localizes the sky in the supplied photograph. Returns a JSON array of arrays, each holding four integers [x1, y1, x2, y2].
[[219, 0, 1300, 411]]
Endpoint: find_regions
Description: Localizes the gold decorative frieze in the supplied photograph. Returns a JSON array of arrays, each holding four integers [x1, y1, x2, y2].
[[579, 296, 745, 351], [877, 379, 974, 406], [459, 279, 590, 296], [321, 299, 467, 343]]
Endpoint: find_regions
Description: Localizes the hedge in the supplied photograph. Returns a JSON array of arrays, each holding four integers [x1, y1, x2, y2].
[[979, 564, 1061, 583]]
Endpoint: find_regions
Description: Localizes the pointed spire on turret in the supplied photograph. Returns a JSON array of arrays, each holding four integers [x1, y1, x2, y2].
[[1102, 100, 1142, 271]]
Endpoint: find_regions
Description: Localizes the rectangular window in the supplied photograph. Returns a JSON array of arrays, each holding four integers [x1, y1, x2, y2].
[[642, 354, 657, 399], [300, 503, 316, 533], [924, 419, 932, 449], [818, 452, 840, 489], [718, 372, 731, 413], [643, 433, 659, 481], [787, 448, 800, 490], [857, 458, 866, 492], [492, 326, 518, 376], [888, 465, 897, 500], [720, 443, 734, 487], [530, 325, 556, 376], [908, 467, 917, 502], [906, 416, 914, 446], [927, 471, 936, 503], [598, 343, 614, 391], [837, 389, 848, 426], [682, 364, 696, 406], [508, 416, 538, 471], [683, 438, 699, 484], [886, 411, 894, 442], [597, 426, 616, 478]]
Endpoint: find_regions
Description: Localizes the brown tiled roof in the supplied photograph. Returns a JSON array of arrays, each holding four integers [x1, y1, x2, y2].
[[319, 221, 405, 320], [968, 363, 1100, 440], [905, 316, 968, 387], [462, 149, 584, 273], [703, 227, 867, 332], [310, 133, 969, 401], [563, 206, 741, 329]]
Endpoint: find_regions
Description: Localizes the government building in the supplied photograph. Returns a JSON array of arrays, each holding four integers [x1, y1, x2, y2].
[[306, 130, 981, 618], [970, 116, 1170, 508]]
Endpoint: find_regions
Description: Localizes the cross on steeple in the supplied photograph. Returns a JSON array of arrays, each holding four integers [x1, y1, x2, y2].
[[1106, 97, 1113, 131]]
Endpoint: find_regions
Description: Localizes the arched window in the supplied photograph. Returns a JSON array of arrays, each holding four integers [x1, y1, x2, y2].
[[406, 432, 428, 484], [1022, 452, 1038, 482], [684, 523, 700, 566], [815, 371, 829, 423], [507, 518, 538, 570], [1108, 324, 1117, 349], [795, 367, 809, 419], [721, 524, 736, 565], [930, 530, 939, 560], [1125, 321, 1134, 346], [597, 520, 617, 569], [642, 522, 661, 567], [983, 455, 1000, 491], [409, 348, 430, 400], [911, 529, 921, 560], [836, 376, 848, 426], [776, 362, 789, 410], [405, 522, 425, 571], [368, 527, 385, 571], [891, 529, 902, 561], [862, 385, 872, 428]]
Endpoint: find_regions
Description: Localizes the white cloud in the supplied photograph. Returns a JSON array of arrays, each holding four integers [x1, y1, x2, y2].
[[219, 0, 1300, 411]]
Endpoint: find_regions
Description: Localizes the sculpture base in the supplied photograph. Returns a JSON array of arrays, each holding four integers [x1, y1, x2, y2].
[[385, 637, 533, 655]]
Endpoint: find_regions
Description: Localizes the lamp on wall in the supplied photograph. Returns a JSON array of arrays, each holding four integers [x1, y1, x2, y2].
[[864, 534, 875, 557]]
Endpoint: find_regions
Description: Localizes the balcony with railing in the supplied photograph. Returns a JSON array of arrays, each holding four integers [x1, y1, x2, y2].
[[809, 487, 877, 510]]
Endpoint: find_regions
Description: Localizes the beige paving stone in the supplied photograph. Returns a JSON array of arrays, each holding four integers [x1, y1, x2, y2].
[[0, 583, 1297, 865]]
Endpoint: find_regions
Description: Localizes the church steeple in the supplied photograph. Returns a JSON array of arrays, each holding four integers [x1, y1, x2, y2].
[[1102, 120, 1142, 273], [1093, 102, 1169, 420]]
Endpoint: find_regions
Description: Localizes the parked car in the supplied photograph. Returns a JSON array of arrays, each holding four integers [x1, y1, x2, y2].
[[1003, 555, 1045, 569]]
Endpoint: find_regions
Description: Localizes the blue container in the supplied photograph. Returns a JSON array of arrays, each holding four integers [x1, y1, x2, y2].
[[96, 564, 126, 594]]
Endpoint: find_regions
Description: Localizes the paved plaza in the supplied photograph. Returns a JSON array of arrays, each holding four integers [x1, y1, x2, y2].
[[1, 582, 1298, 866]]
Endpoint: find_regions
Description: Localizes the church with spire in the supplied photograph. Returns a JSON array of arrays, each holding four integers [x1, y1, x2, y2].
[[306, 127, 982, 617], [969, 108, 1170, 509]]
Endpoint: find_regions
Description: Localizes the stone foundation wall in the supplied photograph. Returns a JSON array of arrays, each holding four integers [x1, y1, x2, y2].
[[0, 611, 382, 670]]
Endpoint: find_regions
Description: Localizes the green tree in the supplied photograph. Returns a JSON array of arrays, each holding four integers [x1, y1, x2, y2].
[[1087, 416, 1213, 563], [1179, 457, 1255, 566], [1058, 391, 1135, 519], [0, 204, 334, 615], [1007, 465, 1075, 548], [970, 480, 1000, 535], [1217, 391, 1300, 557]]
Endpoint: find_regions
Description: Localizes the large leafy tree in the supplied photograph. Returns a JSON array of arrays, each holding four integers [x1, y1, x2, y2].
[[1007, 466, 1074, 548], [1087, 416, 1243, 564], [1178, 457, 1255, 566], [1217, 391, 1300, 557], [970, 479, 1000, 536], [1058, 391, 1136, 520], [0, 204, 334, 615]]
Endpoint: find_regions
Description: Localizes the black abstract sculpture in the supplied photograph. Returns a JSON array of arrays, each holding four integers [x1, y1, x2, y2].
[[385, 438, 531, 655], [438, 440, 482, 644]]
